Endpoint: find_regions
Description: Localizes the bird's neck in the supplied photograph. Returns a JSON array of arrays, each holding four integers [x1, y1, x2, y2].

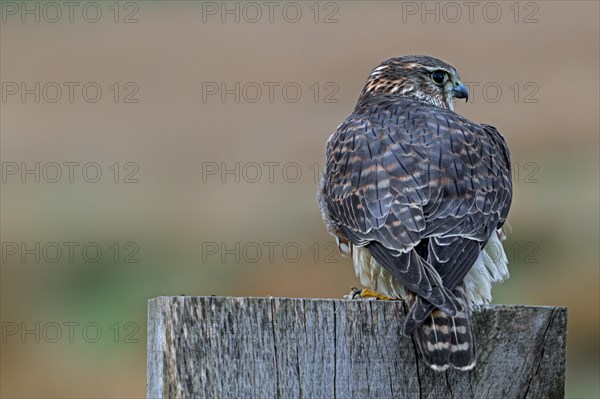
[[358, 83, 452, 111]]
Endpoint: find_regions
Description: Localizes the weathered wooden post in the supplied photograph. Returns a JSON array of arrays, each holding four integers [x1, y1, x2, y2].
[[147, 297, 566, 398]]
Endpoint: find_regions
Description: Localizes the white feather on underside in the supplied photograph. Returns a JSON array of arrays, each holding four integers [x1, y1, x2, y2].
[[463, 230, 509, 306], [350, 228, 509, 307]]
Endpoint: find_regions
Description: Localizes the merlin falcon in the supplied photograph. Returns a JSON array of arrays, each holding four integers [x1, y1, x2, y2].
[[318, 55, 512, 371]]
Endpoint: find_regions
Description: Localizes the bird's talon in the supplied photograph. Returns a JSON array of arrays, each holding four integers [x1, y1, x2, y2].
[[346, 287, 396, 301]]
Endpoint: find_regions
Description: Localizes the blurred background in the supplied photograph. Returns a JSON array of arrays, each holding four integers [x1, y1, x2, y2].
[[1, 1, 598, 397]]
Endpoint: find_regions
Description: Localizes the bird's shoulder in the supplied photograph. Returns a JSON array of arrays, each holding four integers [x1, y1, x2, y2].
[[330, 94, 509, 165], [341, 93, 491, 136]]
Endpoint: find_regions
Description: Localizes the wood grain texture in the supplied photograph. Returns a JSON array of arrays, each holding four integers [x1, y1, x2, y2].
[[147, 297, 566, 399]]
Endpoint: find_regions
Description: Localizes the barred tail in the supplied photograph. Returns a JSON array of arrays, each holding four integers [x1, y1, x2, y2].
[[405, 285, 476, 371]]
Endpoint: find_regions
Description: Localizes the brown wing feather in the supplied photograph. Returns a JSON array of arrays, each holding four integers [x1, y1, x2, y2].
[[320, 93, 512, 325]]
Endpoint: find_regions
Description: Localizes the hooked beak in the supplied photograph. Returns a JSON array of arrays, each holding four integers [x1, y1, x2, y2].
[[452, 81, 469, 102]]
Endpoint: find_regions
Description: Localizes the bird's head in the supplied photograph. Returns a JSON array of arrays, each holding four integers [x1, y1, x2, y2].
[[360, 55, 468, 111]]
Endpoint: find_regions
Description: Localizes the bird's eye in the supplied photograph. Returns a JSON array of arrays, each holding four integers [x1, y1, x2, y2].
[[431, 71, 447, 85]]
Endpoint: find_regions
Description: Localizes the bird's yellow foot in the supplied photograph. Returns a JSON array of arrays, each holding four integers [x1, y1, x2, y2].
[[346, 287, 396, 300]]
